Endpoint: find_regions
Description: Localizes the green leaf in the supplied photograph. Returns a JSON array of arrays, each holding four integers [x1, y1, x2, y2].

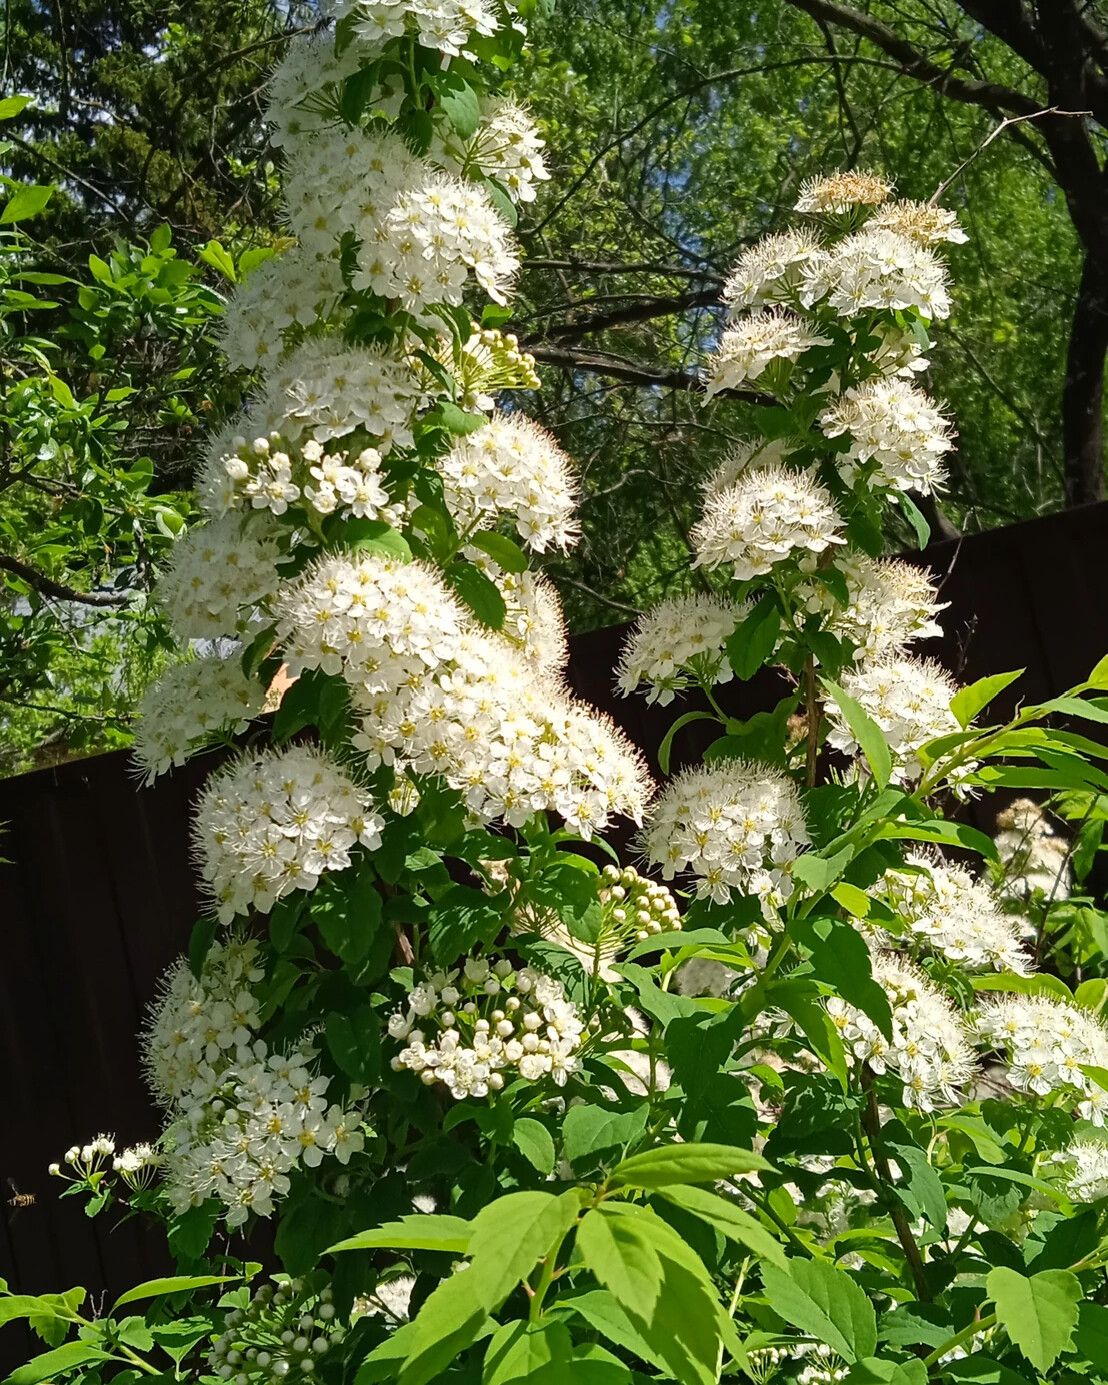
[[972, 972, 1073, 1003], [328, 1213, 473, 1255], [949, 670, 1023, 727], [314, 869, 383, 966], [438, 75, 482, 139], [468, 1189, 581, 1308], [882, 1123, 946, 1230], [187, 914, 218, 980], [657, 710, 717, 776], [772, 980, 849, 1091], [791, 846, 854, 895], [656, 1184, 787, 1266], [0, 95, 32, 120], [446, 560, 507, 630], [986, 1266, 1081, 1372], [5, 1343, 112, 1385], [397, 1264, 491, 1385], [483, 177, 518, 227], [482, 1320, 574, 1385], [430, 400, 489, 434], [823, 679, 892, 789], [895, 492, 931, 549], [344, 518, 412, 560], [846, 1358, 927, 1385], [427, 884, 509, 965], [0, 1297, 67, 1329], [726, 595, 780, 680], [469, 529, 528, 574], [760, 1258, 877, 1363], [876, 817, 1000, 863], [113, 1274, 236, 1309], [326, 1004, 382, 1085], [559, 1291, 670, 1374], [1074, 1302, 1108, 1370], [513, 1118, 556, 1174], [562, 1102, 650, 1169], [610, 1141, 771, 1190], [1, 184, 53, 223], [198, 239, 237, 282], [793, 914, 892, 1040]]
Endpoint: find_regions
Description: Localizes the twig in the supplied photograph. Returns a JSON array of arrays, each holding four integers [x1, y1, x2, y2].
[[930, 106, 1091, 204], [0, 555, 131, 607]]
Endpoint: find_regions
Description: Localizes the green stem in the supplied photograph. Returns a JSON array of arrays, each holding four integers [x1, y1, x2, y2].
[[922, 1313, 996, 1369], [528, 1221, 576, 1321]]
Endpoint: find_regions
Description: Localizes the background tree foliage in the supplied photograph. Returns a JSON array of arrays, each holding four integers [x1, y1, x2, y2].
[[0, 0, 1101, 767]]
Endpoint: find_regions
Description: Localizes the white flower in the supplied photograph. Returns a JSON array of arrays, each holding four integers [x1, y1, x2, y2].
[[432, 96, 549, 203], [820, 377, 954, 495], [641, 761, 810, 916], [875, 852, 1031, 974], [390, 959, 583, 1097], [802, 226, 951, 320], [995, 798, 1073, 902], [691, 464, 845, 582], [796, 554, 946, 662], [219, 248, 344, 373], [700, 438, 796, 502], [153, 515, 282, 641], [824, 656, 963, 785], [133, 657, 267, 782], [977, 994, 1108, 1115], [437, 414, 579, 552], [1059, 1140, 1108, 1201], [192, 745, 384, 921], [438, 328, 541, 412], [827, 955, 974, 1111], [795, 170, 893, 215], [325, 0, 502, 58], [476, 562, 568, 671], [704, 309, 832, 397], [616, 594, 747, 705], [263, 32, 366, 152], [866, 200, 968, 246], [722, 231, 825, 313]]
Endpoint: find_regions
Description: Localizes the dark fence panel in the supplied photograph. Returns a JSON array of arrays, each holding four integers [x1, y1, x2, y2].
[[3, 500, 1108, 1345]]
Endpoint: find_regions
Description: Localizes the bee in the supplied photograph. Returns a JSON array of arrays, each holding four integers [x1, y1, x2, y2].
[[6, 1179, 36, 1211]]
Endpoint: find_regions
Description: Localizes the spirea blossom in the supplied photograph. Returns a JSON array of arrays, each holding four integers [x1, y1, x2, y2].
[[796, 554, 945, 662], [154, 515, 282, 641], [828, 956, 975, 1111], [795, 170, 893, 214], [722, 231, 824, 313], [354, 169, 519, 314], [133, 657, 267, 783], [976, 994, 1108, 1118], [867, 199, 968, 246], [143, 939, 365, 1224], [219, 248, 344, 372], [641, 760, 810, 913], [256, 338, 429, 454], [995, 799, 1072, 901], [1058, 1140, 1108, 1201], [326, 0, 501, 59], [390, 958, 584, 1097], [802, 226, 951, 320], [442, 329, 541, 412], [437, 414, 579, 551], [263, 32, 364, 151], [615, 594, 747, 705], [824, 657, 962, 784], [209, 1280, 346, 1385], [193, 746, 384, 921], [874, 853, 1031, 974], [691, 465, 845, 582], [487, 565, 568, 671], [200, 429, 395, 525], [434, 96, 549, 203], [704, 309, 831, 397], [819, 377, 954, 495], [701, 438, 795, 500]]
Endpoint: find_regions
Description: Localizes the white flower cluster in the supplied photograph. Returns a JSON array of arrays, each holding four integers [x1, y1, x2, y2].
[[976, 994, 1108, 1118], [434, 96, 549, 204], [749, 1343, 849, 1385], [704, 310, 831, 397], [875, 853, 1031, 974], [825, 657, 963, 785], [722, 231, 824, 314], [444, 329, 542, 413], [276, 552, 649, 837], [112, 1142, 163, 1190], [193, 746, 385, 921], [154, 515, 282, 641], [219, 249, 344, 373], [437, 414, 579, 551], [209, 1280, 346, 1385], [995, 799, 1072, 901], [691, 465, 845, 582], [828, 956, 975, 1111], [867, 199, 968, 246], [1058, 1140, 1108, 1202], [390, 958, 584, 1097], [202, 430, 394, 525], [133, 657, 267, 783], [819, 377, 955, 495], [143, 939, 365, 1225], [795, 170, 893, 215], [641, 761, 810, 913], [517, 863, 682, 979], [797, 555, 944, 663], [326, 0, 501, 58], [801, 227, 951, 320], [615, 594, 746, 706], [701, 438, 795, 500], [264, 33, 364, 151], [472, 559, 568, 671]]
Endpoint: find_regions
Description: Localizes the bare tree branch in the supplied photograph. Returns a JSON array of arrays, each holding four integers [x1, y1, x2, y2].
[[0, 556, 131, 607], [527, 343, 775, 404]]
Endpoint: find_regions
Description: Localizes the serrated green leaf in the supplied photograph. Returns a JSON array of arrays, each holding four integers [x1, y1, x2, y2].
[[328, 1213, 473, 1255], [113, 1274, 236, 1309], [610, 1141, 771, 1190], [949, 670, 1023, 728], [986, 1266, 1080, 1372], [760, 1258, 876, 1363], [823, 679, 892, 788], [512, 1118, 556, 1174], [655, 1184, 786, 1266]]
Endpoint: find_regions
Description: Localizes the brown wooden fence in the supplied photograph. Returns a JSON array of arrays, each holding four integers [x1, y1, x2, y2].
[[3, 499, 1108, 1355]]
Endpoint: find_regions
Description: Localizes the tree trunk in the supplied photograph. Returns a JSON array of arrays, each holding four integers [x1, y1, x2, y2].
[[1063, 254, 1108, 506]]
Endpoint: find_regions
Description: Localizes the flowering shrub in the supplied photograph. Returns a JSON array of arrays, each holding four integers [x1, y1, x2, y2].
[[11, 19, 1108, 1385]]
